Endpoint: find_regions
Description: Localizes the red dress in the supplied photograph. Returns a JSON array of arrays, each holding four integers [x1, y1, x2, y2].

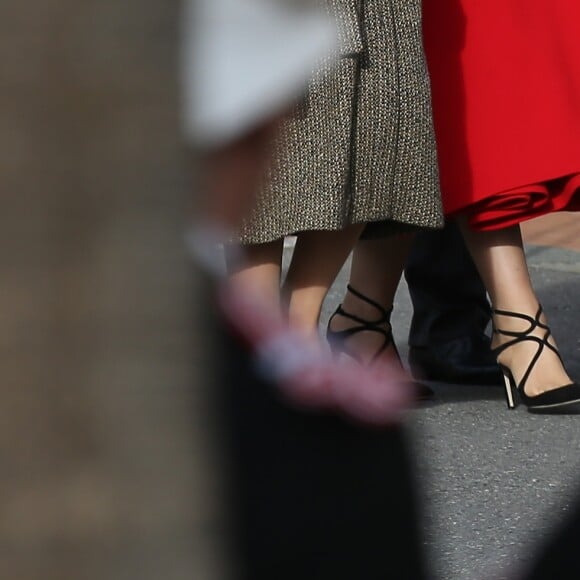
[[423, 0, 580, 230]]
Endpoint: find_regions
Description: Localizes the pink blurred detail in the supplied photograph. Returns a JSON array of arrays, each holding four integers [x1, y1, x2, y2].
[[218, 281, 412, 427]]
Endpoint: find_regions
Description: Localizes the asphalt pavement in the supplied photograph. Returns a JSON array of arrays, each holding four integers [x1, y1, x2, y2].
[[311, 233, 580, 580]]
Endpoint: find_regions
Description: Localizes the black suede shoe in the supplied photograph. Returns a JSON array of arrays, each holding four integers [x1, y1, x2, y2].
[[408, 335, 503, 386]]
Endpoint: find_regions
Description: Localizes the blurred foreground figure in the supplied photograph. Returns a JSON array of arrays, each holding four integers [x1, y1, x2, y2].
[[183, 0, 430, 577], [520, 494, 580, 580], [0, 1, 199, 578]]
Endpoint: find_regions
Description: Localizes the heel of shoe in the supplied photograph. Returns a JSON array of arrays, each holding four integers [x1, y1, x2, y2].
[[492, 305, 580, 412], [500, 366, 516, 410]]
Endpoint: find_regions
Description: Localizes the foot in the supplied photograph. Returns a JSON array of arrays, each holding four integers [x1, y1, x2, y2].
[[328, 310, 433, 401], [327, 307, 398, 366], [492, 307, 574, 397], [326, 286, 433, 400], [409, 335, 503, 386]]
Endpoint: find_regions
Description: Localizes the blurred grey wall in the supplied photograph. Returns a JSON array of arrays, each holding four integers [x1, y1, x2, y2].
[[0, 1, 220, 578]]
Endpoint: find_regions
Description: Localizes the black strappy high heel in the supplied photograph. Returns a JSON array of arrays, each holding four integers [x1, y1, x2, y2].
[[326, 285, 434, 400], [492, 305, 580, 411]]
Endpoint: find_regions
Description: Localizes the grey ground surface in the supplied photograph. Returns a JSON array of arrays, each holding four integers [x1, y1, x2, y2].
[[305, 242, 580, 580]]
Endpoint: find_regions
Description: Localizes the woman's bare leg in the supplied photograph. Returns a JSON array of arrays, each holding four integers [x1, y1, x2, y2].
[[203, 115, 286, 305], [226, 239, 284, 307], [284, 225, 365, 336], [327, 234, 415, 364], [458, 219, 572, 395]]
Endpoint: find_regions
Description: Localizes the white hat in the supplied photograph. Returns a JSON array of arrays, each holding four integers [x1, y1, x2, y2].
[[181, 0, 337, 148]]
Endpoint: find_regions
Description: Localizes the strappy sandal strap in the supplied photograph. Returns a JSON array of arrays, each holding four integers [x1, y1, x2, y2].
[[327, 285, 394, 363], [492, 305, 563, 393], [493, 306, 562, 359]]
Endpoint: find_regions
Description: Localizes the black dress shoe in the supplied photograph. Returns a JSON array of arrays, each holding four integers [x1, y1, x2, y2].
[[408, 335, 503, 386]]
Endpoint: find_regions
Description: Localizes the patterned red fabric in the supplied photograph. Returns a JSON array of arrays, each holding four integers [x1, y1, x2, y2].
[[423, 0, 580, 230]]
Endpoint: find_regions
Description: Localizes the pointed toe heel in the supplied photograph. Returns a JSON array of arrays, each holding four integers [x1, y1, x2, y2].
[[493, 306, 580, 412]]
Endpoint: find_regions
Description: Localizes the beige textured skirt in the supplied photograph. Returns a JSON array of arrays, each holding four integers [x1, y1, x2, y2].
[[237, 0, 444, 245]]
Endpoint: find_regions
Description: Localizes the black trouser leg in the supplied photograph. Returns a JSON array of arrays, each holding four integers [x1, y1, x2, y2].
[[404, 221, 500, 384], [405, 220, 490, 347]]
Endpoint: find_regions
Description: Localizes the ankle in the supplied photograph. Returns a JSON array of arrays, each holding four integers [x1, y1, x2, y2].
[[328, 306, 392, 337], [492, 302, 542, 323], [492, 304, 545, 331], [341, 285, 392, 322], [340, 297, 388, 323], [287, 309, 321, 337]]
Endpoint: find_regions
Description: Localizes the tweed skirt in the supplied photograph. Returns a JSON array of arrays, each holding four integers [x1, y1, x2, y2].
[[237, 0, 444, 244]]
